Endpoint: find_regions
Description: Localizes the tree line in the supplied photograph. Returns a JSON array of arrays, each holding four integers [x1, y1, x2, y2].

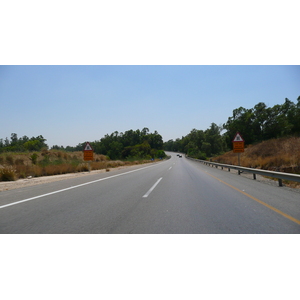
[[1, 128, 166, 160], [2, 96, 299, 160], [0, 134, 48, 153], [57, 128, 166, 160], [163, 123, 225, 160], [223, 97, 300, 147], [164, 96, 300, 159]]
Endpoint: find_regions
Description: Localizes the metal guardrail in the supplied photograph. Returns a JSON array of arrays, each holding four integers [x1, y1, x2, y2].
[[186, 156, 300, 187]]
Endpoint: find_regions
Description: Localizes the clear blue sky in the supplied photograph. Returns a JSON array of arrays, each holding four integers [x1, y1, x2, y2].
[[1, 2, 299, 148], [0, 65, 299, 148]]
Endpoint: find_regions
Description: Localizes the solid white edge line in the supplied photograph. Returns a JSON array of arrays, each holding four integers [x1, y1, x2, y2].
[[143, 177, 163, 198], [0, 163, 159, 210]]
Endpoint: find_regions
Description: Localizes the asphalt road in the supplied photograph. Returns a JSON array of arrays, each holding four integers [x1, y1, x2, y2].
[[1, 152, 300, 233]]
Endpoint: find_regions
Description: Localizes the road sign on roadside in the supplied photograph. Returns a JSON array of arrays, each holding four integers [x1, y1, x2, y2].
[[83, 142, 94, 161], [84, 142, 93, 151], [232, 132, 244, 153], [232, 132, 244, 142], [232, 132, 244, 167], [233, 142, 245, 153]]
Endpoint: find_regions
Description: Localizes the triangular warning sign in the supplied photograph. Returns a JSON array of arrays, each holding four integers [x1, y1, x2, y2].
[[233, 132, 244, 142], [84, 142, 93, 151]]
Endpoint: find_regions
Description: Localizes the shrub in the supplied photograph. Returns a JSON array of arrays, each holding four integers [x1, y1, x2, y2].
[[42, 164, 76, 176], [57, 151, 63, 158], [0, 166, 16, 181], [95, 154, 108, 162], [77, 163, 89, 172], [155, 150, 166, 159], [15, 164, 32, 179], [30, 153, 38, 165], [91, 161, 107, 170], [41, 148, 50, 156], [6, 155, 14, 165], [39, 155, 50, 166], [15, 158, 25, 165], [196, 152, 207, 160]]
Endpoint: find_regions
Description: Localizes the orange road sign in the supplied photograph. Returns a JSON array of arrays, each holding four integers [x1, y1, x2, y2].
[[84, 151, 94, 161], [232, 132, 245, 153], [233, 141, 244, 153], [83, 142, 94, 161]]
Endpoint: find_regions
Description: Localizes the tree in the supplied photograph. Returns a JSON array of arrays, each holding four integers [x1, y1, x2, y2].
[[147, 131, 163, 150], [223, 106, 256, 147], [10, 133, 18, 145], [107, 141, 123, 160], [252, 102, 268, 142], [204, 123, 224, 156]]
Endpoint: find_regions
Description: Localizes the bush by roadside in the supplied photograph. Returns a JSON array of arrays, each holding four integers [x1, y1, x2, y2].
[[212, 136, 300, 188], [0, 150, 163, 181], [0, 166, 16, 181]]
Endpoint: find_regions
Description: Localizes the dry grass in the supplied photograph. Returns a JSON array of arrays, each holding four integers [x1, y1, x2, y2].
[[214, 137, 300, 171], [213, 136, 300, 187], [0, 150, 159, 181], [0, 166, 16, 181]]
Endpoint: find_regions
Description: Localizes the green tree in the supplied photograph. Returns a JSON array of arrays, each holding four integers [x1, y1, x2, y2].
[[204, 123, 224, 155], [10, 133, 18, 146], [107, 141, 123, 160]]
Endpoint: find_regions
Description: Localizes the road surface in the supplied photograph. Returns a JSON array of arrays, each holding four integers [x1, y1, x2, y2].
[[1, 152, 299, 233]]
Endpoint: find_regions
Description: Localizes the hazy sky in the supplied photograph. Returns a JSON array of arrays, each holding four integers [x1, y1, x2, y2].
[[0, 65, 299, 147]]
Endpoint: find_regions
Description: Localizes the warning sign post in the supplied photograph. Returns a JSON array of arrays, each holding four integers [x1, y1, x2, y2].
[[233, 141, 245, 153], [84, 151, 94, 161], [232, 133, 244, 153], [83, 142, 94, 161], [232, 133, 244, 167]]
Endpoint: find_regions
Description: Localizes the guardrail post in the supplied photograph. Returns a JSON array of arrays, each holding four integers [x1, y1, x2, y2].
[[278, 179, 283, 187], [253, 174, 256, 180]]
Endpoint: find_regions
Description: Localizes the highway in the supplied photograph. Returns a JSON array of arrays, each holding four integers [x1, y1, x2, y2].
[[1, 152, 300, 233]]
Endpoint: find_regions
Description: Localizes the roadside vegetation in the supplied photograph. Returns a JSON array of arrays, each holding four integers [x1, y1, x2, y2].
[[0, 150, 162, 181], [212, 136, 300, 188], [0, 128, 167, 181], [163, 96, 300, 186], [213, 136, 300, 172], [2, 96, 300, 182], [164, 96, 300, 160]]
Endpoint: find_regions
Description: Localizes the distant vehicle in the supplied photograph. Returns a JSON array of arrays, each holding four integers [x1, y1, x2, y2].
[[179, 155, 182, 158]]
